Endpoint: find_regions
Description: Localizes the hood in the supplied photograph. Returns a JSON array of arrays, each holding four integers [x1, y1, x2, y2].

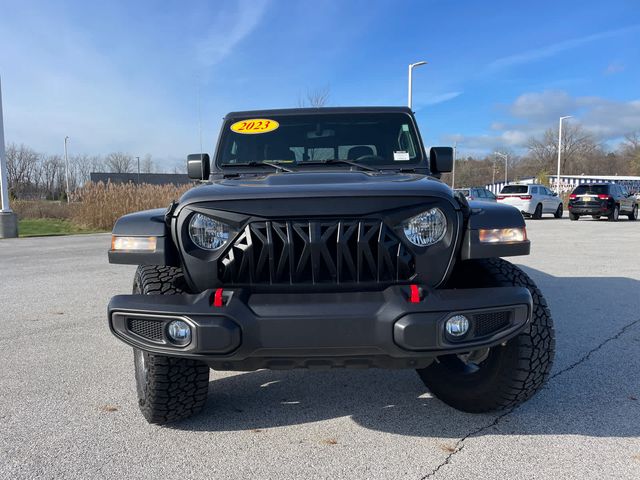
[[179, 171, 453, 205]]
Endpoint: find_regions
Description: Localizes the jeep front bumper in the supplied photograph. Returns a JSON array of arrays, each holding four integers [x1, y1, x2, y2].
[[107, 286, 532, 370]]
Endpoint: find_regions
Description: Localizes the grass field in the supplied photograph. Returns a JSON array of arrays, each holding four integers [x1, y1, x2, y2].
[[18, 218, 105, 237]]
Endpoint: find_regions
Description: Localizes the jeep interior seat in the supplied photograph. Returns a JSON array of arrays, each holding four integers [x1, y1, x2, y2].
[[347, 145, 374, 160], [265, 144, 296, 162]]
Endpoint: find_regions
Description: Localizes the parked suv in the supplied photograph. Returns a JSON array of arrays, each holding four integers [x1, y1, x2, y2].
[[454, 187, 497, 202], [497, 184, 563, 219], [568, 183, 638, 221]]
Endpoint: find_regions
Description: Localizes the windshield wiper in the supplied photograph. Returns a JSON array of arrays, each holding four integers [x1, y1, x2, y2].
[[220, 161, 296, 173], [300, 159, 379, 172]]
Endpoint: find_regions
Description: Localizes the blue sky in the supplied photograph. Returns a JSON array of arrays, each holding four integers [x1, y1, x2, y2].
[[1, 0, 639, 168]]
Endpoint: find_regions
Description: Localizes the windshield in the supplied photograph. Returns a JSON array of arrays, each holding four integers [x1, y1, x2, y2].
[[573, 184, 610, 195], [501, 185, 529, 194], [218, 113, 423, 168]]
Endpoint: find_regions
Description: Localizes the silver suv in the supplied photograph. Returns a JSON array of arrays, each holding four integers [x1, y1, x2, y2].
[[497, 184, 563, 219]]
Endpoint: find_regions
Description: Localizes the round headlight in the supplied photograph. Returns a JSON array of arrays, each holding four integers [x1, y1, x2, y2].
[[188, 214, 230, 250], [402, 208, 447, 246]]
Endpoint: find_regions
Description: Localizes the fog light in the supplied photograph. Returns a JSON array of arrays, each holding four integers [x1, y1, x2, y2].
[[445, 315, 470, 337], [167, 320, 192, 345]]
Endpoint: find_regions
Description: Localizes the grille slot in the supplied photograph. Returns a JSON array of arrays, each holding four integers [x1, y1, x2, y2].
[[219, 220, 414, 286], [127, 318, 164, 342], [473, 311, 510, 337]]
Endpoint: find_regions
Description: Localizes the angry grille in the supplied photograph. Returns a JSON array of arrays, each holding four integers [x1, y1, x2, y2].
[[218, 220, 415, 285]]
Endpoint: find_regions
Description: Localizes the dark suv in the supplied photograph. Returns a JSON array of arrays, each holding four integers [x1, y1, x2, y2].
[[107, 107, 555, 424], [568, 183, 638, 221]]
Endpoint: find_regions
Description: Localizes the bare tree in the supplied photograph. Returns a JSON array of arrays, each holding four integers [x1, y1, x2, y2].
[[526, 124, 599, 175], [141, 154, 155, 173], [297, 85, 330, 108], [621, 131, 640, 175], [105, 152, 133, 173], [40, 155, 64, 198], [5, 143, 40, 196]]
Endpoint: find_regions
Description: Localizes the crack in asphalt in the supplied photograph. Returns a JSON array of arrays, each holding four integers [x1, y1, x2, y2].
[[420, 317, 640, 480]]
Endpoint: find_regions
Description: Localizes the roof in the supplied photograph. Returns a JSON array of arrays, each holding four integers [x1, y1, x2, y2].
[[225, 106, 413, 119]]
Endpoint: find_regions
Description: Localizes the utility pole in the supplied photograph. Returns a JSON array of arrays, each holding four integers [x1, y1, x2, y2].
[[494, 152, 508, 184], [0, 76, 18, 237], [556, 116, 572, 193], [407, 61, 427, 109], [136, 156, 140, 185], [64, 136, 70, 203], [451, 142, 457, 189]]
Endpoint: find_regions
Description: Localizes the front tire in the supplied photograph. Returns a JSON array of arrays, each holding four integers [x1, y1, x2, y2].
[[608, 205, 619, 222], [416, 258, 555, 413], [132, 266, 210, 424], [628, 204, 638, 221]]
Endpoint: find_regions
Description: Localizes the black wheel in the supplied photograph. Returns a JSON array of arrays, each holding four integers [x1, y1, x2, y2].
[[591, 215, 601, 220], [554, 203, 563, 218], [569, 212, 580, 221], [532, 203, 543, 219], [416, 258, 555, 413], [608, 205, 619, 222], [131, 266, 210, 424], [628, 204, 638, 221]]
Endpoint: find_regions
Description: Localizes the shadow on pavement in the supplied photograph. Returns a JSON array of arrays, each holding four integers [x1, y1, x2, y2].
[[171, 267, 640, 438]]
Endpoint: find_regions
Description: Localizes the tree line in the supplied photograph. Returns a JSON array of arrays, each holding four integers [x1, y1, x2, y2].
[[4, 145, 160, 200], [444, 125, 640, 189]]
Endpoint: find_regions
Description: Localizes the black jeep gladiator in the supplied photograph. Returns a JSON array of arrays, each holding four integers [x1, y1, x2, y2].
[[108, 107, 555, 424]]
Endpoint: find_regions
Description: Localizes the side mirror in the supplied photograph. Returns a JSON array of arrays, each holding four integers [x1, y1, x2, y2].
[[429, 147, 453, 174], [552, 192, 558, 197], [187, 153, 211, 180]]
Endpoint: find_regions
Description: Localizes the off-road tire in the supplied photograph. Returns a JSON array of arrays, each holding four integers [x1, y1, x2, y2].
[[416, 258, 555, 413], [554, 203, 563, 218], [569, 212, 579, 221], [628, 204, 638, 221], [608, 205, 619, 222], [131, 265, 210, 424], [532, 203, 543, 219]]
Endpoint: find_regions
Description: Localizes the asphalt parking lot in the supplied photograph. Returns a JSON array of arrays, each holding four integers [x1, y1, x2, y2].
[[1, 216, 639, 480]]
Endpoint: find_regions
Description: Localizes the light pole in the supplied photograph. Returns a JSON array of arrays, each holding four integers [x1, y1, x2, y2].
[[451, 142, 457, 189], [64, 136, 70, 203], [494, 151, 508, 184], [136, 156, 140, 185], [407, 61, 427, 109], [556, 116, 572, 193], [0, 76, 18, 237]]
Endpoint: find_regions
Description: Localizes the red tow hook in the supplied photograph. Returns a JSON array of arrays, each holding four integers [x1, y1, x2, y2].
[[213, 288, 224, 307], [409, 284, 422, 303]]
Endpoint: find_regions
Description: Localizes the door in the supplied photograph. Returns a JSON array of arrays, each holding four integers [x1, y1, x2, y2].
[[543, 187, 558, 212], [619, 185, 632, 213]]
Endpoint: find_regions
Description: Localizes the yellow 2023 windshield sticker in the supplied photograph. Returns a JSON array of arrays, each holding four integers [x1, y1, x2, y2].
[[230, 118, 279, 134]]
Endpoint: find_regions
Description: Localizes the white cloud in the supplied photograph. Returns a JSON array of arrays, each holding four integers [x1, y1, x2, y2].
[[421, 91, 463, 106], [445, 91, 640, 152], [486, 24, 640, 72], [604, 62, 625, 75], [195, 0, 270, 68]]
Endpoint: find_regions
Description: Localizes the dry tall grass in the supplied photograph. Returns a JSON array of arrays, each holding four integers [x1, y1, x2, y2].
[[72, 182, 192, 230], [12, 200, 73, 220]]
